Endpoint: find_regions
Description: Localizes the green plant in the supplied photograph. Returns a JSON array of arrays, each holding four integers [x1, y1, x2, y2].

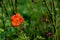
[[0, 0, 60, 40]]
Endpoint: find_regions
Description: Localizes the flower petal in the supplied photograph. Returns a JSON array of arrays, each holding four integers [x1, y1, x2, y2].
[[15, 13, 22, 18], [11, 15, 15, 21], [12, 21, 20, 27]]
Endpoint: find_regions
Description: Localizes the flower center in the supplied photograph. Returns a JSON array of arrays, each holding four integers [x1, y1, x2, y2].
[[15, 18, 19, 22]]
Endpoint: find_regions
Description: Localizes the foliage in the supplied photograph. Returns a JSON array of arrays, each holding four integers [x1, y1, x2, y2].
[[0, 0, 60, 40]]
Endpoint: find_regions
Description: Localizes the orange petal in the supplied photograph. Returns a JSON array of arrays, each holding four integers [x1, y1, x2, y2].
[[11, 15, 15, 21], [12, 21, 20, 27], [20, 18, 24, 23], [15, 13, 22, 18]]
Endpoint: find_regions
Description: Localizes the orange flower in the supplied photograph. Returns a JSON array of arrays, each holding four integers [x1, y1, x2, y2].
[[11, 13, 24, 27]]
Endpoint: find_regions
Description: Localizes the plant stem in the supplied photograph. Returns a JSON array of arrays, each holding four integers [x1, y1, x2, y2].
[[43, 0, 58, 40], [43, 0, 53, 23], [0, 1, 6, 40], [15, 0, 17, 13], [43, 0, 56, 33], [2, 0, 10, 17], [11, 0, 15, 14], [1, 2, 5, 28], [51, 0, 58, 40]]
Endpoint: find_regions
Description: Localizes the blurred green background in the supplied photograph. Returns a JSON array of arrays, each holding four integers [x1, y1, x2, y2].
[[0, 0, 60, 40]]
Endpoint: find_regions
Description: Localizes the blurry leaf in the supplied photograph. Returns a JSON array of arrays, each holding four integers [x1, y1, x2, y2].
[[0, 28, 4, 33], [23, 21, 29, 26]]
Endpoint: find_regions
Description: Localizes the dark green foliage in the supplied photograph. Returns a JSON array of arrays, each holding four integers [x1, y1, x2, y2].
[[0, 0, 60, 40]]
